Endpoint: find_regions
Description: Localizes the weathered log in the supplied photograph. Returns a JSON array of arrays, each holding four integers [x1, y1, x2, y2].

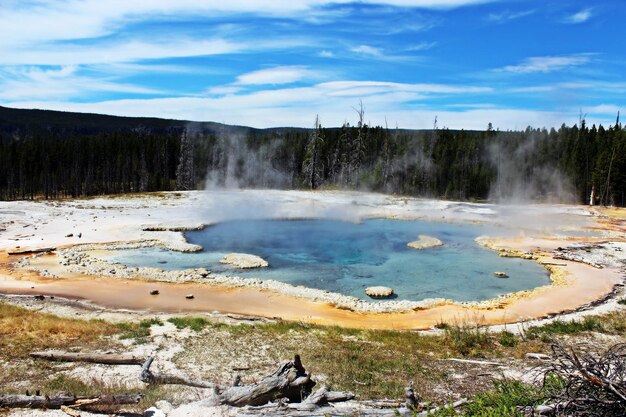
[[30, 351, 145, 365], [442, 358, 503, 366], [140, 357, 215, 389], [303, 386, 355, 405], [8, 247, 56, 255], [219, 355, 316, 407], [0, 393, 142, 409]]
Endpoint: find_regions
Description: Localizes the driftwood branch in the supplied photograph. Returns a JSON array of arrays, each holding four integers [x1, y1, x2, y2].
[[30, 351, 145, 365], [0, 393, 142, 410]]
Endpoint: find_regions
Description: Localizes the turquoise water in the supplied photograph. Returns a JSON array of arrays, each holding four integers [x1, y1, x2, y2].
[[102, 219, 550, 302]]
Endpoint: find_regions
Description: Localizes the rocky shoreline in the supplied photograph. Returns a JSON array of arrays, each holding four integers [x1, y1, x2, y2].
[[11, 229, 590, 315]]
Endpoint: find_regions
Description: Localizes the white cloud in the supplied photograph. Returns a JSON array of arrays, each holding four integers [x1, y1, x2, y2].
[[235, 66, 315, 85], [487, 9, 534, 23], [404, 42, 437, 52], [319, 50, 335, 58], [497, 54, 593, 73], [2, 79, 502, 128], [0, 66, 160, 101], [0, 37, 309, 66], [206, 86, 243, 95], [7, 97, 599, 131], [351, 45, 384, 57], [563, 8, 593, 24]]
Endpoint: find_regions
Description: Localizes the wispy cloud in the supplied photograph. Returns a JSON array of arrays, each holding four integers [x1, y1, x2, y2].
[[404, 42, 437, 52], [351, 45, 384, 57], [563, 8, 593, 24], [319, 50, 335, 58], [235, 66, 317, 86], [487, 9, 535, 23], [497, 54, 593, 74], [0, 66, 160, 101]]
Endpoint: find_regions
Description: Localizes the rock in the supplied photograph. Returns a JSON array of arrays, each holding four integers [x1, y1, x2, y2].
[[65, 233, 73, 237], [494, 271, 509, 278], [150, 290, 160, 295], [155, 400, 174, 414], [220, 253, 269, 269], [143, 406, 166, 417], [365, 286, 394, 299], [186, 294, 195, 299], [407, 235, 443, 250]]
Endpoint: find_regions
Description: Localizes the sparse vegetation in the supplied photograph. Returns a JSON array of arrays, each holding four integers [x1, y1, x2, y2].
[[497, 331, 519, 348], [0, 302, 119, 359], [2, 304, 626, 412], [167, 316, 215, 331], [117, 318, 163, 342], [523, 312, 626, 341], [443, 323, 492, 357]]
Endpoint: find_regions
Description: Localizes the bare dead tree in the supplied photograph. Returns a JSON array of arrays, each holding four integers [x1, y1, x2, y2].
[[303, 115, 324, 189]]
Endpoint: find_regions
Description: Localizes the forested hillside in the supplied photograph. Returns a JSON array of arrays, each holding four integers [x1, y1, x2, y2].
[[0, 106, 624, 206]]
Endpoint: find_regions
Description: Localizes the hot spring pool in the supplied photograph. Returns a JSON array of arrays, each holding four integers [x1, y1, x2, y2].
[[99, 219, 550, 302]]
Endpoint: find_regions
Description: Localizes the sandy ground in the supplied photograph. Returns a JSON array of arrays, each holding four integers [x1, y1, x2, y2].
[[1, 190, 625, 330]]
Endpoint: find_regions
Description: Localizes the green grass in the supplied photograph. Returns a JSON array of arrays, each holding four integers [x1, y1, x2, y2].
[[443, 323, 492, 357], [497, 331, 519, 348], [460, 380, 541, 417], [117, 318, 163, 342], [525, 316, 605, 341], [618, 299, 626, 305], [167, 316, 215, 331]]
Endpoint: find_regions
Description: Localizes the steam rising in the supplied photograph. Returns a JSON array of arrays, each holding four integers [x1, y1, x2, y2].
[[204, 131, 293, 190], [488, 133, 576, 204]]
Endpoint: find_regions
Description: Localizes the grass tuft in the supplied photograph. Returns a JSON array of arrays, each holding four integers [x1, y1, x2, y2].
[[443, 323, 492, 356], [497, 331, 519, 348], [167, 316, 214, 331], [525, 316, 604, 341]]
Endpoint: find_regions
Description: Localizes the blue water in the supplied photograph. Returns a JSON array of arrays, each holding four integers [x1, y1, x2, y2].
[[101, 219, 550, 302]]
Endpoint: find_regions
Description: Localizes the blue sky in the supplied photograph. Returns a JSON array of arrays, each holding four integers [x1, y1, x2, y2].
[[0, 0, 624, 129]]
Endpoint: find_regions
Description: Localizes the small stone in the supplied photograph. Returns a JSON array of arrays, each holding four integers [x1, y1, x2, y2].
[[185, 294, 194, 299], [494, 272, 509, 278], [365, 286, 394, 299], [150, 290, 160, 295]]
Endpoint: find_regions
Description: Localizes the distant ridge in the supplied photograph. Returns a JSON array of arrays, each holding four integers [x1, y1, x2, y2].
[[0, 105, 311, 135]]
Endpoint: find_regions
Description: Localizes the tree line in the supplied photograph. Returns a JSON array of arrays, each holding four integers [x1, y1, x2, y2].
[[0, 106, 624, 206]]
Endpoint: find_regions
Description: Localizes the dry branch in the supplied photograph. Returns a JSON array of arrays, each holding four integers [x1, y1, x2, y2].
[[30, 351, 145, 365], [541, 342, 626, 416], [0, 393, 142, 410]]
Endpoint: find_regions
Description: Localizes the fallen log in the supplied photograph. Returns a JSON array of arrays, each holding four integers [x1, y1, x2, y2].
[[441, 358, 503, 366], [218, 355, 316, 406], [8, 247, 56, 255], [30, 351, 145, 366], [0, 393, 142, 409]]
